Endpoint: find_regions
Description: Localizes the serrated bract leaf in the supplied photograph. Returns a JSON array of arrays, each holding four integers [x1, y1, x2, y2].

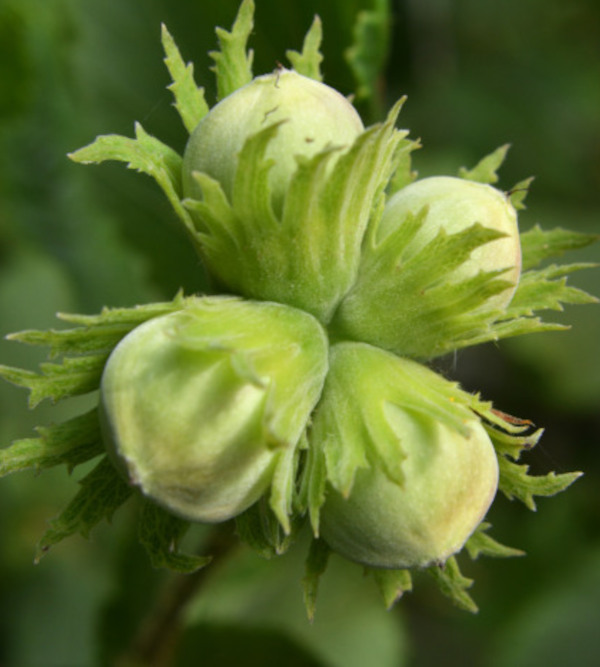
[[458, 144, 510, 184], [0, 354, 108, 407], [465, 523, 525, 559], [138, 499, 211, 573], [509, 177, 534, 211], [69, 125, 196, 239], [520, 225, 600, 271], [161, 23, 209, 133], [387, 134, 421, 195], [286, 15, 323, 81], [210, 0, 254, 100], [498, 457, 582, 510], [427, 557, 478, 613], [332, 220, 514, 359], [506, 262, 598, 317], [36, 456, 132, 561], [185, 100, 403, 323], [463, 261, 600, 346], [0, 410, 103, 477], [235, 497, 296, 559], [370, 568, 413, 609], [345, 0, 391, 110], [302, 538, 331, 622], [0, 295, 188, 407]]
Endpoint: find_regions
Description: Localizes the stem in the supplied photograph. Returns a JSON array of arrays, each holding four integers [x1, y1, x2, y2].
[[117, 523, 237, 667]]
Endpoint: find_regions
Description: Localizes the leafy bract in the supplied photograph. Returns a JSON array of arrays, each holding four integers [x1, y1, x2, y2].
[[36, 456, 132, 562], [185, 101, 404, 322], [68, 125, 197, 240], [161, 23, 209, 133], [0, 294, 187, 409], [345, 0, 391, 113], [210, 0, 254, 100], [465, 523, 525, 560], [0, 410, 103, 477], [302, 538, 331, 622], [520, 225, 600, 271], [138, 500, 212, 573], [286, 15, 323, 81], [458, 144, 510, 184], [370, 568, 413, 610], [427, 557, 478, 613]]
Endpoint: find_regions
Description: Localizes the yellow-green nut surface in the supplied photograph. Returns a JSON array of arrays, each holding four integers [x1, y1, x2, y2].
[[182, 68, 364, 215], [315, 343, 499, 569], [380, 176, 521, 308], [99, 296, 328, 524]]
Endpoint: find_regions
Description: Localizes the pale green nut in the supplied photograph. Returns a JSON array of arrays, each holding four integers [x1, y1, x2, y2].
[[380, 176, 521, 308], [313, 342, 499, 569], [182, 68, 364, 215], [99, 296, 328, 524]]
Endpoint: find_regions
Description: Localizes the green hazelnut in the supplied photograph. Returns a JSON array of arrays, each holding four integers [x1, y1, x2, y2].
[[182, 68, 364, 215], [312, 342, 499, 569], [380, 175, 521, 308], [100, 296, 328, 524]]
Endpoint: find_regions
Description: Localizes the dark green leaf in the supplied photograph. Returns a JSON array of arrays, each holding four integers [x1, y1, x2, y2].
[[36, 456, 132, 560], [138, 500, 211, 574], [303, 538, 331, 621]]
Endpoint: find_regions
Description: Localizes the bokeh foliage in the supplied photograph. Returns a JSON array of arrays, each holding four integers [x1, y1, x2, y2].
[[0, 0, 598, 665]]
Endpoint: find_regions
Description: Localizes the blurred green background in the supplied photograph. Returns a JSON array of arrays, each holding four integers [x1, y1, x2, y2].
[[0, 0, 598, 665]]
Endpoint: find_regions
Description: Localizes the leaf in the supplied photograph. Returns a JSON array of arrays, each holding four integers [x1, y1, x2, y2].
[[302, 538, 331, 622], [465, 523, 525, 559], [333, 220, 515, 359], [506, 263, 598, 317], [428, 556, 478, 613], [371, 568, 413, 609], [387, 134, 421, 195], [1, 295, 189, 407], [498, 456, 583, 510], [484, 422, 544, 460], [458, 144, 510, 184], [36, 456, 132, 561], [235, 497, 295, 559], [269, 436, 304, 535], [161, 23, 209, 133], [455, 261, 598, 348], [137, 499, 211, 574], [69, 124, 197, 238], [0, 409, 103, 477], [520, 224, 600, 271], [188, 101, 405, 323], [7, 322, 138, 357], [210, 0, 254, 100], [508, 177, 534, 210], [297, 436, 327, 537], [286, 15, 323, 81], [345, 0, 391, 111], [280, 100, 405, 320], [0, 354, 108, 407]]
